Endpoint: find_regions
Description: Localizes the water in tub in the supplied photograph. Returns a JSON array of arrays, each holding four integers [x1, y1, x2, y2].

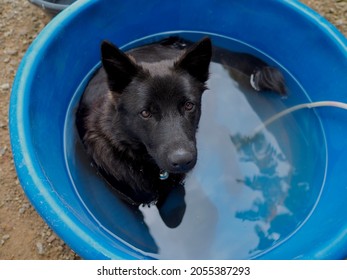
[[64, 33, 326, 259]]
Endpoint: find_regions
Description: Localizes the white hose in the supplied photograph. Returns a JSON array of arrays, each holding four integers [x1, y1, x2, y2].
[[253, 101, 347, 136]]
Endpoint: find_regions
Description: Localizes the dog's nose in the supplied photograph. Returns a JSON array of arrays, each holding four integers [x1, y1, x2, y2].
[[168, 148, 196, 172]]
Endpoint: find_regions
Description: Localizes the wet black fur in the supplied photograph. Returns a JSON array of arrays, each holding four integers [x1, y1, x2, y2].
[[76, 36, 286, 207], [76, 37, 212, 206]]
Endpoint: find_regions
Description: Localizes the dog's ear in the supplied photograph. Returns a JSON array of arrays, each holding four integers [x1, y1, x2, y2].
[[101, 40, 140, 92], [175, 37, 212, 83]]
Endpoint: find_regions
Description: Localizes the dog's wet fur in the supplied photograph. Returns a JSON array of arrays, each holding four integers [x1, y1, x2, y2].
[[76, 36, 286, 207]]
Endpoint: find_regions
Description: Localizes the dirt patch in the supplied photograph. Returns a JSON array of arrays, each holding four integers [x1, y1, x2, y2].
[[0, 0, 346, 259], [0, 0, 79, 259]]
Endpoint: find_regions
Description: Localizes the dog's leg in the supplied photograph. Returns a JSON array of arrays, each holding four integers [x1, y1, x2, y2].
[[156, 185, 186, 228]]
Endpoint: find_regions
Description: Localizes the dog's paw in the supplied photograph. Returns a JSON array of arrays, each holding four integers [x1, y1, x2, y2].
[[156, 185, 186, 228]]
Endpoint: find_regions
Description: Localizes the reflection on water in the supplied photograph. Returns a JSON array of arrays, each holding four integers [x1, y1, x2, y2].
[[231, 132, 294, 253], [138, 62, 325, 259], [65, 36, 326, 259]]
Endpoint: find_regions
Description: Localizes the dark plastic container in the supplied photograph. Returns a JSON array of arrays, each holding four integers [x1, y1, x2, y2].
[[28, 0, 77, 17]]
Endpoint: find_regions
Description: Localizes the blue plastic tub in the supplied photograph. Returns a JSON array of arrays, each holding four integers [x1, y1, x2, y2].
[[9, 0, 347, 259]]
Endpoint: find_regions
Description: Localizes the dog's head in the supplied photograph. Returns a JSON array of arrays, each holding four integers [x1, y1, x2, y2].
[[101, 38, 212, 174]]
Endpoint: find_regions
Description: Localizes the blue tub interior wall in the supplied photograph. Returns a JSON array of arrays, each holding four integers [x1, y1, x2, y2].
[[10, 0, 347, 259]]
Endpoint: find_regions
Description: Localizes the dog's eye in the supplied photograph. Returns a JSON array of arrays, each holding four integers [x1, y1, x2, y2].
[[184, 101, 195, 112], [140, 110, 152, 119]]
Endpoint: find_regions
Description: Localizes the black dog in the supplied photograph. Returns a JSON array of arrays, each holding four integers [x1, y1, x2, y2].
[[76, 37, 212, 207], [76, 37, 285, 208]]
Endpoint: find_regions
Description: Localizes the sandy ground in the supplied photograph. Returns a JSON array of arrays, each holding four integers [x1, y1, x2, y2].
[[0, 0, 346, 259]]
